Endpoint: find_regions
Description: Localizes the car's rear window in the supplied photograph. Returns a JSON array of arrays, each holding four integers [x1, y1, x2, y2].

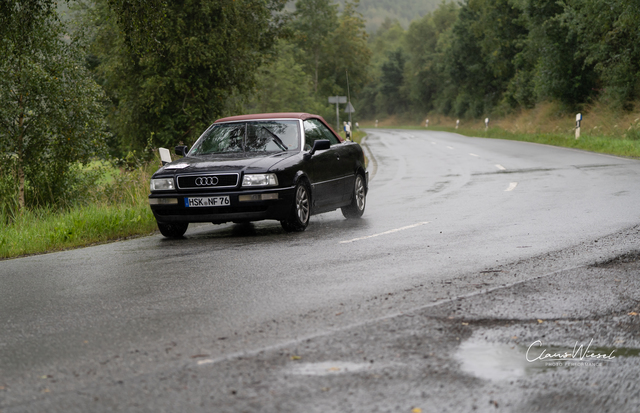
[[190, 120, 300, 155]]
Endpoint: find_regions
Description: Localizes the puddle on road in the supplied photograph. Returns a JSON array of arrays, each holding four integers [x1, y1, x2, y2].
[[288, 361, 375, 376], [455, 338, 540, 381], [455, 333, 640, 382]]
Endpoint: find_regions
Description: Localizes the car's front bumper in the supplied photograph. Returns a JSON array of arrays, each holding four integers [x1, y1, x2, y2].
[[149, 186, 295, 224]]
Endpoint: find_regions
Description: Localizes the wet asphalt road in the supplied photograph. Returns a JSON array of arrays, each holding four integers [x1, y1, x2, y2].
[[2, 129, 640, 412]]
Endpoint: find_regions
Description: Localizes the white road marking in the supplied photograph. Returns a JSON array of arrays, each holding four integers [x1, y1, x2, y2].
[[340, 222, 430, 244], [505, 182, 518, 192], [431, 142, 437, 145], [469, 153, 479, 157], [495, 164, 506, 170], [197, 359, 214, 365], [447, 146, 454, 150], [192, 266, 584, 371]]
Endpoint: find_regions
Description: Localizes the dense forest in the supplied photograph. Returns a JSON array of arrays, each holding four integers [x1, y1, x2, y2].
[[2, 0, 640, 213], [357, 0, 640, 122]]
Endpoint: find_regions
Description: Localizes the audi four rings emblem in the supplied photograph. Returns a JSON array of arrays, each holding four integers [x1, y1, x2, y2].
[[195, 176, 219, 186]]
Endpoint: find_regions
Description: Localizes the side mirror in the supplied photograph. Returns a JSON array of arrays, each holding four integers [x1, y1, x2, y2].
[[175, 145, 189, 157], [308, 139, 330, 157], [159, 147, 172, 166]]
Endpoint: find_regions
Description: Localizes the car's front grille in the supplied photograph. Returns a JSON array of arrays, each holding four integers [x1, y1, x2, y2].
[[177, 173, 239, 190]]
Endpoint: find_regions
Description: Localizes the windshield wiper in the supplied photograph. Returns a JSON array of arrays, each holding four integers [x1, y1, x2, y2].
[[261, 127, 288, 151]]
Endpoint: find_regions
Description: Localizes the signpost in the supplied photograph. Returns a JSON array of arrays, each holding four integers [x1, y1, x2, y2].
[[328, 96, 347, 132], [344, 101, 355, 130]]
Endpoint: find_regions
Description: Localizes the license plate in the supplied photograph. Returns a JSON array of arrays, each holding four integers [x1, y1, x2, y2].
[[184, 196, 230, 208]]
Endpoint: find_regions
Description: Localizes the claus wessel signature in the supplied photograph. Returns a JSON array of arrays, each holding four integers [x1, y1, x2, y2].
[[526, 338, 616, 362]]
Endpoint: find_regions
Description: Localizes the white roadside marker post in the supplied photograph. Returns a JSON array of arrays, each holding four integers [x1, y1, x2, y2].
[[485, 117, 489, 131], [575, 113, 582, 139], [456, 119, 459, 129]]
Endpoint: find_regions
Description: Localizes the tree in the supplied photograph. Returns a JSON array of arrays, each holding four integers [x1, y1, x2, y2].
[[319, 0, 372, 97], [378, 49, 407, 114], [246, 41, 326, 114], [560, 0, 640, 108], [350, 18, 406, 119], [87, 0, 287, 152], [442, 0, 527, 117], [291, 0, 339, 93], [493, 0, 597, 110], [403, 2, 458, 112], [0, 0, 108, 212]]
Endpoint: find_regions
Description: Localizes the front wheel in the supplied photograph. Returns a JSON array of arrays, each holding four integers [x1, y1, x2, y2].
[[157, 221, 188, 238], [281, 181, 311, 232], [341, 173, 366, 219]]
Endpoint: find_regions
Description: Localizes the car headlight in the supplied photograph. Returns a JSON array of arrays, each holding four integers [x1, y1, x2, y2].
[[150, 178, 175, 191], [242, 173, 278, 187]]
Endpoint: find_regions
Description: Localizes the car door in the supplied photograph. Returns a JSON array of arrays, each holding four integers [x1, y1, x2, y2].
[[303, 119, 345, 209], [314, 119, 357, 203]]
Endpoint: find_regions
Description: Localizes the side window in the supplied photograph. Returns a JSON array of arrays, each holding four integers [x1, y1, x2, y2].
[[303, 120, 323, 150], [309, 119, 340, 145]]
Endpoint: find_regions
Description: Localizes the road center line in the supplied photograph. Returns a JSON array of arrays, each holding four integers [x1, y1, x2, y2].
[[447, 146, 454, 150], [469, 153, 479, 157], [340, 221, 430, 244], [505, 182, 518, 191], [495, 164, 506, 170]]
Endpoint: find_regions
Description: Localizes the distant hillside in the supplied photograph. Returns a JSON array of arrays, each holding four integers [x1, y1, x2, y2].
[[285, 0, 448, 33], [355, 0, 445, 32]]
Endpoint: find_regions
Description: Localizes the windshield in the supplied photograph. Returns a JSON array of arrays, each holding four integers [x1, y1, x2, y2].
[[189, 120, 300, 155]]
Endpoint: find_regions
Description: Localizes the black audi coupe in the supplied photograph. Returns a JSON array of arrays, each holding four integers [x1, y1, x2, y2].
[[149, 113, 368, 237]]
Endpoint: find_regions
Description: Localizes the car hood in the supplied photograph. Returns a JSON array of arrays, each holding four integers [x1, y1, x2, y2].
[[154, 152, 296, 176]]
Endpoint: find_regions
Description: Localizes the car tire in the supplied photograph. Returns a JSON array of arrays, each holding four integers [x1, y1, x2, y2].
[[341, 173, 366, 219], [281, 180, 311, 232], [157, 221, 188, 238]]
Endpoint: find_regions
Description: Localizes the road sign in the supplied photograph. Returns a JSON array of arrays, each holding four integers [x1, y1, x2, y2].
[[344, 102, 355, 113], [328, 96, 347, 104], [329, 96, 347, 131]]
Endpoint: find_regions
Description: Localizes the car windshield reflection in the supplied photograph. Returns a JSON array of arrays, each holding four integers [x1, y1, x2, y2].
[[190, 120, 300, 155]]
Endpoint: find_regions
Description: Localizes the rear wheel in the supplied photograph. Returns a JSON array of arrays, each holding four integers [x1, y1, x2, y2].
[[341, 173, 366, 219], [157, 221, 188, 238], [281, 181, 311, 232]]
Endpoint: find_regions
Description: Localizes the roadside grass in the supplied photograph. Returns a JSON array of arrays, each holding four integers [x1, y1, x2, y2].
[[351, 129, 366, 144], [337, 129, 366, 144], [430, 126, 640, 158], [360, 102, 640, 159], [0, 203, 157, 259], [0, 163, 159, 260]]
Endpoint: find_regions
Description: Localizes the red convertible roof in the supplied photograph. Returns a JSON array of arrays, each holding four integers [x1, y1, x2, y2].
[[216, 112, 316, 122], [215, 112, 344, 142]]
